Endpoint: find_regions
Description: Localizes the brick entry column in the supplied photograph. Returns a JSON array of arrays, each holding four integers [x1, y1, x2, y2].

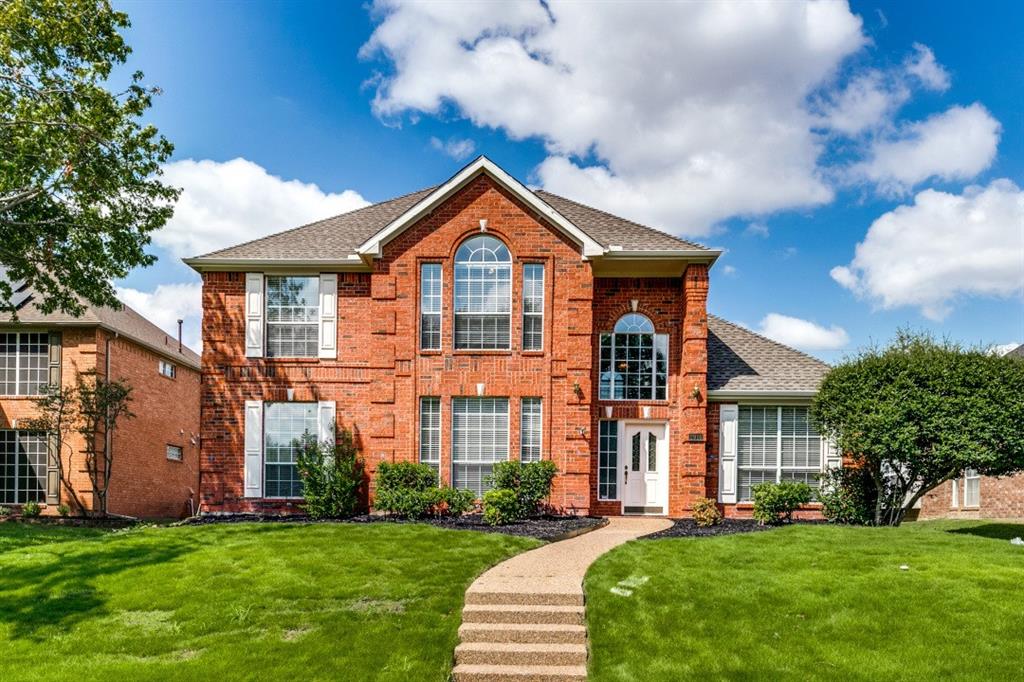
[[671, 264, 709, 517]]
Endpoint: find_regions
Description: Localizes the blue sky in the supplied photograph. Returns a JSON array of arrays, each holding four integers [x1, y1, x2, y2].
[[112, 0, 1023, 360]]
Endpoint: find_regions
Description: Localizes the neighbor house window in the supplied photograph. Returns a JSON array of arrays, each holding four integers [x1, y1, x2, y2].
[[158, 360, 176, 378], [599, 314, 668, 400], [452, 397, 509, 497], [598, 421, 618, 500], [166, 444, 183, 461], [454, 236, 511, 350], [0, 332, 49, 396], [265, 276, 319, 358], [737, 406, 822, 502], [520, 398, 542, 463], [263, 402, 317, 498], [522, 264, 544, 351], [0, 430, 46, 504], [420, 264, 442, 350], [953, 469, 981, 508], [419, 397, 441, 477]]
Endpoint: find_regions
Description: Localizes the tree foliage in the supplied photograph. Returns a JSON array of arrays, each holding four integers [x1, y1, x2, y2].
[[812, 331, 1024, 525], [0, 0, 178, 315], [295, 429, 365, 520]]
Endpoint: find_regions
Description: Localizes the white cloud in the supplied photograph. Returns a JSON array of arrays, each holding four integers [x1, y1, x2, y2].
[[851, 104, 1001, 195], [721, 265, 737, 276], [904, 43, 950, 92], [815, 70, 908, 136], [745, 221, 770, 238], [429, 136, 476, 160], [116, 282, 204, 352], [832, 179, 1024, 320], [758, 313, 850, 351], [157, 158, 369, 258]]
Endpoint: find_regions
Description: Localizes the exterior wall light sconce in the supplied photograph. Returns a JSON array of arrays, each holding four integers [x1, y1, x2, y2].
[[572, 381, 584, 400], [577, 426, 588, 438], [690, 384, 703, 402], [476, 382, 486, 396], [479, 219, 488, 232]]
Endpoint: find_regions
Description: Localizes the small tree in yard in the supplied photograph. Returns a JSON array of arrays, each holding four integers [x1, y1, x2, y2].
[[296, 428, 365, 520], [26, 383, 86, 515], [812, 331, 1024, 526]]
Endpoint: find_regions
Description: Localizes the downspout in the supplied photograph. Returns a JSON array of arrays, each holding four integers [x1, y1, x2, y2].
[[104, 331, 118, 513]]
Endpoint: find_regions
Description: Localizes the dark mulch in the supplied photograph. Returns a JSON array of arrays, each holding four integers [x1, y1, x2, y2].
[[642, 518, 826, 540], [184, 512, 606, 541], [2, 516, 138, 528]]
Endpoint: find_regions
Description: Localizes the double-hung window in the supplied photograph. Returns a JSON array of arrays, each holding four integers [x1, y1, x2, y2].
[[598, 421, 619, 500], [263, 402, 317, 498], [519, 398, 542, 462], [0, 332, 49, 396], [452, 397, 509, 497], [419, 397, 441, 476], [737, 406, 822, 501], [952, 469, 981, 508], [0, 430, 47, 504], [599, 314, 668, 400], [158, 360, 176, 378], [454, 236, 511, 350], [265, 276, 319, 358], [522, 264, 544, 351], [420, 264, 442, 350]]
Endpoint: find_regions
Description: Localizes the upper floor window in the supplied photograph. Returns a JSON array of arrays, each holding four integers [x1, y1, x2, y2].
[[158, 360, 176, 378], [522, 264, 544, 351], [166, 444, 183, 461], [454, 236, 511, 350], [0, 332, 49, 396], [420, 264, 442, 350], [265, 276, 319, 358], [599, 314, 668, 401]]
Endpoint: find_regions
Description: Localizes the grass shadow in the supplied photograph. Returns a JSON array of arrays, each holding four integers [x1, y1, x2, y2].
[[945, 522, 1024, 541]]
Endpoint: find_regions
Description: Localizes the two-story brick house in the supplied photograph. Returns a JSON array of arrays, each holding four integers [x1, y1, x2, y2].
[[186, 157, 834, 518], [1, 279, 201, 518]]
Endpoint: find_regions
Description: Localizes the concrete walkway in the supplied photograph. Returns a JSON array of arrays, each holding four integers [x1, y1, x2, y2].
[[454, 517, 671, 681]]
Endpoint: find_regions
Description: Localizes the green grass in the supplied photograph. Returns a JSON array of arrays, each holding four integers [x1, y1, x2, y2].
[[0, 522, 539, 681], [585, 520, 1024, 681]]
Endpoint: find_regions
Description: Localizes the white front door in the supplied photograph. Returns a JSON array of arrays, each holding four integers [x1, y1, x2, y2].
[[621, 422, 668, 515]]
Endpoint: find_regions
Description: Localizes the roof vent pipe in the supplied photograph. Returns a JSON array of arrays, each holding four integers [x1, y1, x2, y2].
[[177, 319, 183, 352]]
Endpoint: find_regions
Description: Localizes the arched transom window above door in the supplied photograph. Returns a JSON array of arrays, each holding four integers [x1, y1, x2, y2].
[[454, 235, 512, 350], [599, 313, 668, 400]]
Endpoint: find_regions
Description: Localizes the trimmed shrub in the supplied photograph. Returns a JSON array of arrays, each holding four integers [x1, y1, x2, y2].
[[751, 481, 813, 525], [0, 506, 10, 517], [22, 501, 42, 518], [817, 467, 875, 525], [691, 497, 722, 527], [482, 489, 520, 526], [486, 460, 558, 518], [296, 429, 365, 520], [57, 504, 71, 518], [426, 486, 476, 518], [374, 461, 474, 519]]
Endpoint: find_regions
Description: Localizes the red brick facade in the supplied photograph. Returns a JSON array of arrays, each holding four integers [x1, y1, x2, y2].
[[918, 474, 1024, 520], [0, 327, 200, 518]]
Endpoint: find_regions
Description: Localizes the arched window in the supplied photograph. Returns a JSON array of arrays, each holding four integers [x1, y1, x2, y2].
[[454, 235, 512, 349], [599, 313, 668, 400]]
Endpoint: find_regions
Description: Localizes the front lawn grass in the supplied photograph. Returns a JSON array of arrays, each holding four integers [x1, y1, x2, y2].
[[0, 522, 538, 681], [585, 520, 1024, 681]]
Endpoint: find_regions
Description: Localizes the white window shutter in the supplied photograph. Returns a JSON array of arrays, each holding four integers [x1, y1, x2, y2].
[[318, 273, 337, 359], [718, 404, 738, 504], [318, 401, 336, 446], [824, 437, 842, 470], [245, 273, 264, 358], [244, 400, 263, 498]]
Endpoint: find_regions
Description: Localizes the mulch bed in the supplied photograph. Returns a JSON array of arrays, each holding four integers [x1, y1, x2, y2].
[[1, 516, 138, 528], [184, 512, 606, 541], [641, 518, 826, 540]]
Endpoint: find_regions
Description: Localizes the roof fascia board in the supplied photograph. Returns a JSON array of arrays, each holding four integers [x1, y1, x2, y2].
[[183, 257, 371, 273], [707, 390, 818, 401], [356, 156, 606, 259]]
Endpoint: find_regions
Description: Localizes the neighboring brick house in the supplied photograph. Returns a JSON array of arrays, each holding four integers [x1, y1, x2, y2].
[[0, 280, 201, 518], [186, 156, 835, 518]]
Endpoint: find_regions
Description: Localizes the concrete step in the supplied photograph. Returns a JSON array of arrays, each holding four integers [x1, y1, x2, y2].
[[452, 663, 587, 682], [458, 623, 588, 645], [465, 590, 584, 607], [455, 642, 587, 667], [462, 604, 586, 626]]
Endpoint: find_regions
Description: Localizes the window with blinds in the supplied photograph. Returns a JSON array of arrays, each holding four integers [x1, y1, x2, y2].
[[263, 402, 317, 498], [454, 236, 511, 350], [0, 332, 49, 396], [598, 421, 618, 500], [420, 264, 442, 350], [419, 397, 441, 476], [451, 397, 509, 497], [598, 314, 668, 400], [0, 430, 47, 504], [737, 405, 822, 501], [520, 398, 542, 462], [522, 264, 544, 351], [265, 276, 319, 358]]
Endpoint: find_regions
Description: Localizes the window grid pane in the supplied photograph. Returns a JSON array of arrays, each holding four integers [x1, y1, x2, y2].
[[964, 469, 980, 507], [420, 264, 442, 350], [419, 397, 441, 477], [0, 332, 49, 396], [454, 236, 511, 350], [520, 398, 542, 463], [265, 276, 319, 358], [263, 402, 317, 498], [598, 421, 618, 500], [452, 397, 509, 497], [0, 430, 46, 504], [738, 406, 822, 501], [522, 264, 544, 351], [598, 316, 665, 401]]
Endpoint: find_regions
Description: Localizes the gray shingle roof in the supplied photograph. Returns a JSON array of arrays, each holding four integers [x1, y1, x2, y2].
[[191, 184, 710, 262], [707, 315, 830, 394], [1006, 343, 1024, 359], [2, 279, 200, 370]]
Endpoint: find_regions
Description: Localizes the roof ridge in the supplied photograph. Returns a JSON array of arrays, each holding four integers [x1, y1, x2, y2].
[[194, 185, 438, 259], [536, 190, 711, 251], [708, 314, 831, 368]]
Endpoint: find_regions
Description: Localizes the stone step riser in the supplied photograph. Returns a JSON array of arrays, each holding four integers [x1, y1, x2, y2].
[[458, 624, 588, 645], [462, 606, 586, 626], [455, 644, 587, 667], [452, 664, 587, 682], [465, 591, 584, 607]]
